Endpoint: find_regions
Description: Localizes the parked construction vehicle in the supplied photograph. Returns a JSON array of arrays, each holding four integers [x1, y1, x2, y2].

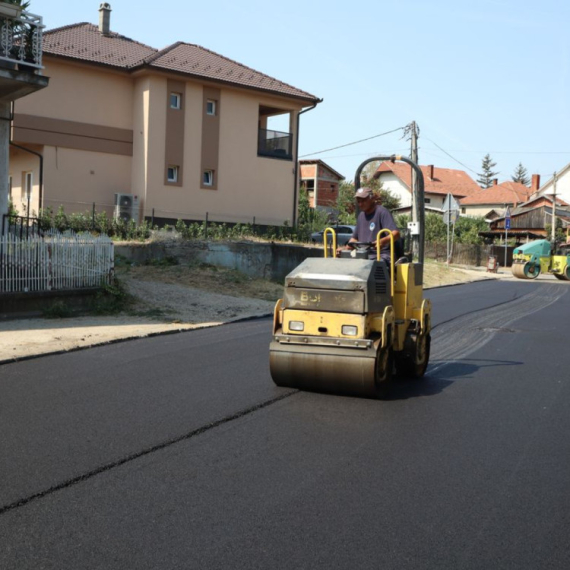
[[511, 239, 570, 280], [269, 156, 431, 398]]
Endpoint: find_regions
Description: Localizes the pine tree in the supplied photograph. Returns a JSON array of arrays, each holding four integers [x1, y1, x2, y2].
[[511, 162, 530, 186], [477, 153, 499, 188]]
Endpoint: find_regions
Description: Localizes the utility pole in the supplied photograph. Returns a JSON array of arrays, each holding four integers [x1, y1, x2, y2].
[[551, 171, 557, 245], [407, 121, 420, 258]]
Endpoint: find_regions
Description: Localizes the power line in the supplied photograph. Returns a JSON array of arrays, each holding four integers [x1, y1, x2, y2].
[[299, 126, 405, 158], [423, 137, 479, 175]]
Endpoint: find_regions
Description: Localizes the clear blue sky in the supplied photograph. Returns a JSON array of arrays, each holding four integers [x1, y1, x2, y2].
[[33, 0, 569, 185]]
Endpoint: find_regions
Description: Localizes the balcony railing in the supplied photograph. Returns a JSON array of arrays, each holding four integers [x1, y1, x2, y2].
[[258, 128, 292, 160], [0, 8, 44, 72]]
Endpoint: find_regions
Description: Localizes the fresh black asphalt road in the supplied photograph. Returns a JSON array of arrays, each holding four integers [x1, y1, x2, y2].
[[1, 280, 570, 569]]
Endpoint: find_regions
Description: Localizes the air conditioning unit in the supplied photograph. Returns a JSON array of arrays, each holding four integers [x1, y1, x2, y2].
[[114, 193, 139, 223]]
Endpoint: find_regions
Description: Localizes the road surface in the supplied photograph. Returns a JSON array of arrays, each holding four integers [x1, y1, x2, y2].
[[1, 280, 569, 569]]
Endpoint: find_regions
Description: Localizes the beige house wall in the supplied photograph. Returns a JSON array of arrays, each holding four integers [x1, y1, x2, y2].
[[462, 204, 495, 217], [145, 83, 300, 225], [15, 59, 133, 129], [9, 57, 307, 226]]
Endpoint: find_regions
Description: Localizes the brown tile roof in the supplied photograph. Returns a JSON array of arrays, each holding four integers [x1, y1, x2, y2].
[[43, 24, 319, 102], [374, 161, 480, 197], [460, 181, 533, 206], [43, 23, 157, 67]]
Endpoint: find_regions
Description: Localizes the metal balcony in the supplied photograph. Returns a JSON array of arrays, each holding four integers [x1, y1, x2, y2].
[[0, 8, 44, 73], [0, 7, 47, 102], [258, 128, 292, 160]]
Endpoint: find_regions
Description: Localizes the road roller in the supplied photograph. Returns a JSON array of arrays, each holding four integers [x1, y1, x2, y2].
[[511, 239, 570, 281], [269, 156, 432, 398]]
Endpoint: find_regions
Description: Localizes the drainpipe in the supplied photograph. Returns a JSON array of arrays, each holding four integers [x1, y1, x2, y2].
[[292, 99, 322, 227], [10, 141, 44, 212]]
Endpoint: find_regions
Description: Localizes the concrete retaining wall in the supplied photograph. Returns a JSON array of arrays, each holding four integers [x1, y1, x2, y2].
[[115, 240, 324, 282]]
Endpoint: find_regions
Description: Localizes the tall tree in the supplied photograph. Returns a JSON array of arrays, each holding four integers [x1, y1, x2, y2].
[[511, 162, 530, 186], [477, 153, 499, 188]]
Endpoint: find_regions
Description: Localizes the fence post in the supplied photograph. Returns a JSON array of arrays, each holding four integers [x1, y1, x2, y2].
[[205, 212, 208, 239]]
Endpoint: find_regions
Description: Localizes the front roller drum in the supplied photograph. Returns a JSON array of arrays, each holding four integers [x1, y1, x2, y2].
[[269, 340, 393, 399], [512, 260, 540, 279]]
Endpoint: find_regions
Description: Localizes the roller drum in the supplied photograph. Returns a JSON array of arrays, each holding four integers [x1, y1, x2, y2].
[[512, 260, 540, 279], [269, 340, 392, 398]]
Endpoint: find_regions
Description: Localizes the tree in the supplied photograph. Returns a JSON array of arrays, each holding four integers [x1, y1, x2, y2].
[[511, 162, 530, 186], [477, 154, 499, 188]]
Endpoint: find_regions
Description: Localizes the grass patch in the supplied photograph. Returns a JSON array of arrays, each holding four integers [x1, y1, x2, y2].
[[90, 278, 132, 315], [42, 300, 74, 319]]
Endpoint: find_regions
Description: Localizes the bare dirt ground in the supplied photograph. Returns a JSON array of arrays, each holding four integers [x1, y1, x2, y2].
[[0, 260, 508, 363]]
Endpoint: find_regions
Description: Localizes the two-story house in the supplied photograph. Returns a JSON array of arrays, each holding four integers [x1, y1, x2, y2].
[[9, 4, 321, 227]]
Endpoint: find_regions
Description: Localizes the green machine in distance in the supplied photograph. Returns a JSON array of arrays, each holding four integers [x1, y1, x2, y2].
[[511, 239, 570, 280]]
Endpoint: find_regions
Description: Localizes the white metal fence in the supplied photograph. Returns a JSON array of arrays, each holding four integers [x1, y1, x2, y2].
[[0, 233, 114, 293]]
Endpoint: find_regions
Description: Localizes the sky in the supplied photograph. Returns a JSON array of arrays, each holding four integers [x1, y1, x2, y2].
[[30, 0, 570, 186]]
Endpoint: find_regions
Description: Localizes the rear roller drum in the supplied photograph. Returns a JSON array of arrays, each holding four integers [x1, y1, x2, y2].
[[554, 265, 570, 281], [395, 332, 431, 379]]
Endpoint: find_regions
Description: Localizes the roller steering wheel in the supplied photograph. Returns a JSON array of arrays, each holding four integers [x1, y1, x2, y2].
[[347, 241, 374, 249]]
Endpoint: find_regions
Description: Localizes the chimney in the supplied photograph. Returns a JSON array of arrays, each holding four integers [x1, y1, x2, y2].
[[428, 165, 434, 180], [531, 174, 540, 192], [99, 3, 112, 36], [492, 178, 498, 186]]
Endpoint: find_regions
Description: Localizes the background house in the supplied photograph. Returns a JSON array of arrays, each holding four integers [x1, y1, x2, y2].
[[459, 179, 535, 218], [481, 194, 570, 243], [299, 159, 344, 212], [9, 4, 320, 227], [535, 163, 570, 204], [372, 161, 480, 213]]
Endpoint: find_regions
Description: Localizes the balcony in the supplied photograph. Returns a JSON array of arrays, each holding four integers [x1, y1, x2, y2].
[[258, 128, 292, 160], [0, 5, 47, 101]]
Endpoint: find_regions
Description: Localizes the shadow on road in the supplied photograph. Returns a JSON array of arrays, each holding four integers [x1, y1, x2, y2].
[[389, 357, 523, 400]]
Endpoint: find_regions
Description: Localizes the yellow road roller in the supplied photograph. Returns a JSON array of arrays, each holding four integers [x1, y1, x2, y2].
[[269, 156, 432, 398]]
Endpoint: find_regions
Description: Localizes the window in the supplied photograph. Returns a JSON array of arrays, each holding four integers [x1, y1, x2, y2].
[[22, 171, 32, 203], [424, 198, 431, 204], [167, 165, 179, 183], [206, 99, 217, 116], [170, 93, 181, 109], [203, 170, 214, 186]]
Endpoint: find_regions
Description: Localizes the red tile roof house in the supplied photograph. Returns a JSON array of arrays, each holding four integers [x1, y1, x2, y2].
[[9, 4, 321, 227], [372, 161, 480, 215], [458, 178, 537, 219], [299, 159, 344, 212]]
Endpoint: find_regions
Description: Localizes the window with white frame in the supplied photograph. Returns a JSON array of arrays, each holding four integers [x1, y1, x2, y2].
[[203, 170, 214, 186], [167, 165, 179, 183], [206, 99, 217, 116], [22, 171, 32, 203], [170, 93, 182, 109]]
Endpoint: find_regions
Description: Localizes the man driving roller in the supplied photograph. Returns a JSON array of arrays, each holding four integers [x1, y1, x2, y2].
[[341, 186, 400, 262]]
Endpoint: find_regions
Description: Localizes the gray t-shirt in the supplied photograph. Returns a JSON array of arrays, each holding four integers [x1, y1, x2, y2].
[[352, 205, 398, 260]]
